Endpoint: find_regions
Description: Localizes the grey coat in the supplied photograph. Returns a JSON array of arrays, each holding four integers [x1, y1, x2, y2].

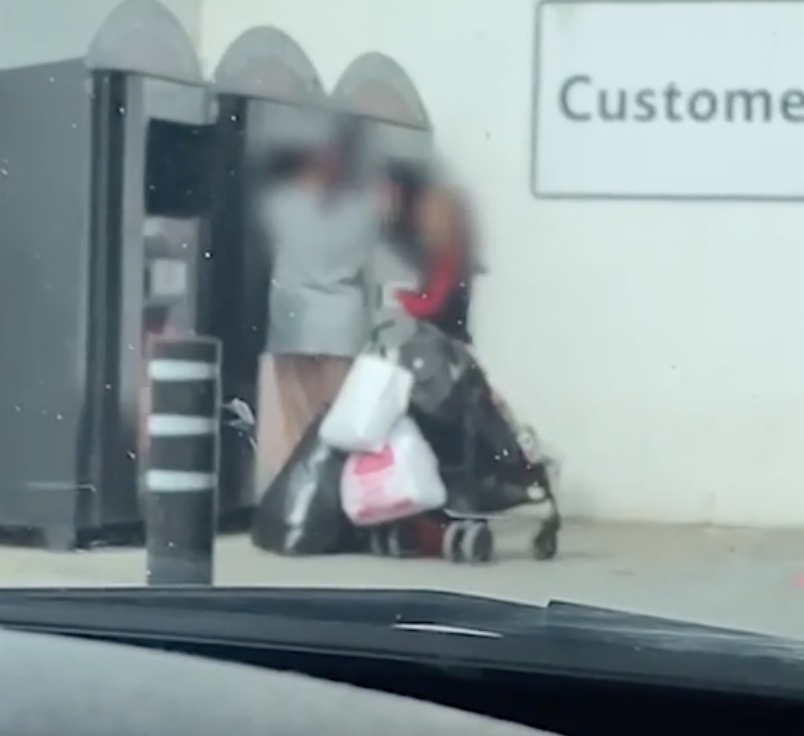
[[260, 183, 381, 358]]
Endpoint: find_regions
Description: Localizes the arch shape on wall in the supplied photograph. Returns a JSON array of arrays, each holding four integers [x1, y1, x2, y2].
[[213, 26, 325, 104], [85, 0, 203, 83], [332, 52, 430, 130]]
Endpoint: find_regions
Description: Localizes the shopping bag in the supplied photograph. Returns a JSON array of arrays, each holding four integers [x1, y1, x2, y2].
[[319, 353, 414, 452], [341, 417, 447, 526], [251, 415, 357, 556], [397, 322, 475, 420]]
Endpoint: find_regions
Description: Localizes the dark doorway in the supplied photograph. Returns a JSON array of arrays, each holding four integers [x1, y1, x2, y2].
[[145, 119, 212, 217]]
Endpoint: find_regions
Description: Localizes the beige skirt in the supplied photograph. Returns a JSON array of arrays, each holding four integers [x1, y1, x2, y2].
[[255, 354, 352, 495]]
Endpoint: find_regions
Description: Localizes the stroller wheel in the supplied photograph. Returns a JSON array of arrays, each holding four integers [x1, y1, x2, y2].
[[442, 521, 467, 563], [369, 528, 389, 556], [461, 522, 494, 564], [532, 523, 559, 561]]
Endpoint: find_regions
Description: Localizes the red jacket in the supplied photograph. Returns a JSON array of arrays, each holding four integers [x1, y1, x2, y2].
[[395, 250, 461, 319]]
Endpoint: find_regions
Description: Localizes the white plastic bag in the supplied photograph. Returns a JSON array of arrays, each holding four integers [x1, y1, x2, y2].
[[340, 417, 447, 526], [320, 353, 414, 452]]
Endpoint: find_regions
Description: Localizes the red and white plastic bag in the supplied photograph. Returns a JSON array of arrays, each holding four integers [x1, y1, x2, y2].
[[340, 417, 447, 527]]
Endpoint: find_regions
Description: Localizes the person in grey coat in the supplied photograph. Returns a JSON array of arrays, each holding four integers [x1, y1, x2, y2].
[[257, 120, 383, 471]]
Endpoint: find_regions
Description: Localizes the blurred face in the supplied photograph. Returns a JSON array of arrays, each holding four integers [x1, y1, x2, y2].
[[306, 144, 342, 184], [415, 189, 456, 253]]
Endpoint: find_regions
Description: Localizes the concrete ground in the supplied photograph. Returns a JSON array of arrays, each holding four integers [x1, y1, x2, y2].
[[0, 517, 803, 641]]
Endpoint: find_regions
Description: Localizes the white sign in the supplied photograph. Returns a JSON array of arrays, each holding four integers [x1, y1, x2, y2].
[[533, 1, 804, 199]]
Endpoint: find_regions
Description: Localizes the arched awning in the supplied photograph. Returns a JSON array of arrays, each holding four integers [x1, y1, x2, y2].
[[85, 0, 203, 84], [213, 26, 324, 104], [332, 52, 432, 164], [214, 27, 329, 152], [332, 52, 430, 130]]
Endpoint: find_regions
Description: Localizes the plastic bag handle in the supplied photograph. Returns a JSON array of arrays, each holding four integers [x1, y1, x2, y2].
[[369, 319, 395, 342], [366, 319, 397, 357]]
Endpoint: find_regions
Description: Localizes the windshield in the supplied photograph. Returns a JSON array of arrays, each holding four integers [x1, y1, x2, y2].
[[0, 0, 801, 653]]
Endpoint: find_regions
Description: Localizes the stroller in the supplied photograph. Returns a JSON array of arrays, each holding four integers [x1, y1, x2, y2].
[[362, 321, 562, 564], [227, 323, 561, 565]]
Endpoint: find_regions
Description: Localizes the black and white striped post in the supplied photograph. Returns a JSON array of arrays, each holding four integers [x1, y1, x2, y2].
[[144, 335, 222, 586]]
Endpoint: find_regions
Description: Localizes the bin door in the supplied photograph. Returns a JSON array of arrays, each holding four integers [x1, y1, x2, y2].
[[85, 72, 214, 527]]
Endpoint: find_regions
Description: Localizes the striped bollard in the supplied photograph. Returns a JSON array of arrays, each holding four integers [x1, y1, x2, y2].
[[144, 336, 221, 585]]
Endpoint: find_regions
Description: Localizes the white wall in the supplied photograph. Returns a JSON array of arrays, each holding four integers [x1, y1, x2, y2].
[[0, 0, 201, 69], [198, 0, 804, 526]]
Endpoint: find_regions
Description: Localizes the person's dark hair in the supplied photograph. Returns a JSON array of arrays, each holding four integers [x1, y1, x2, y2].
[[328, 113, 365, 188], [384, 160, 432, 249]]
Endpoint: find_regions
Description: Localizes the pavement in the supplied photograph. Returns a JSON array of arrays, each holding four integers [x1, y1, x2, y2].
[[0, 516, 803, 641]]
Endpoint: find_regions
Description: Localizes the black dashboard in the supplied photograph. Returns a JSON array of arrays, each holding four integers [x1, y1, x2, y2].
[[0, 589, 801, 736]]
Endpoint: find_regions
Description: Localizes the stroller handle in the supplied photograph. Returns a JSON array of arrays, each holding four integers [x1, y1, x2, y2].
[[369, 319, 396, 341]]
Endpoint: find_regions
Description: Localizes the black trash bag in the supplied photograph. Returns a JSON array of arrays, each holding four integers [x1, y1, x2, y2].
[[468, 381, 555, 508], [251, 415, 359, 556], [467, 374, 545, 485], [415, 365, 554, 515], [397, 322, 476, 421], [419, 363, 531, 474]]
